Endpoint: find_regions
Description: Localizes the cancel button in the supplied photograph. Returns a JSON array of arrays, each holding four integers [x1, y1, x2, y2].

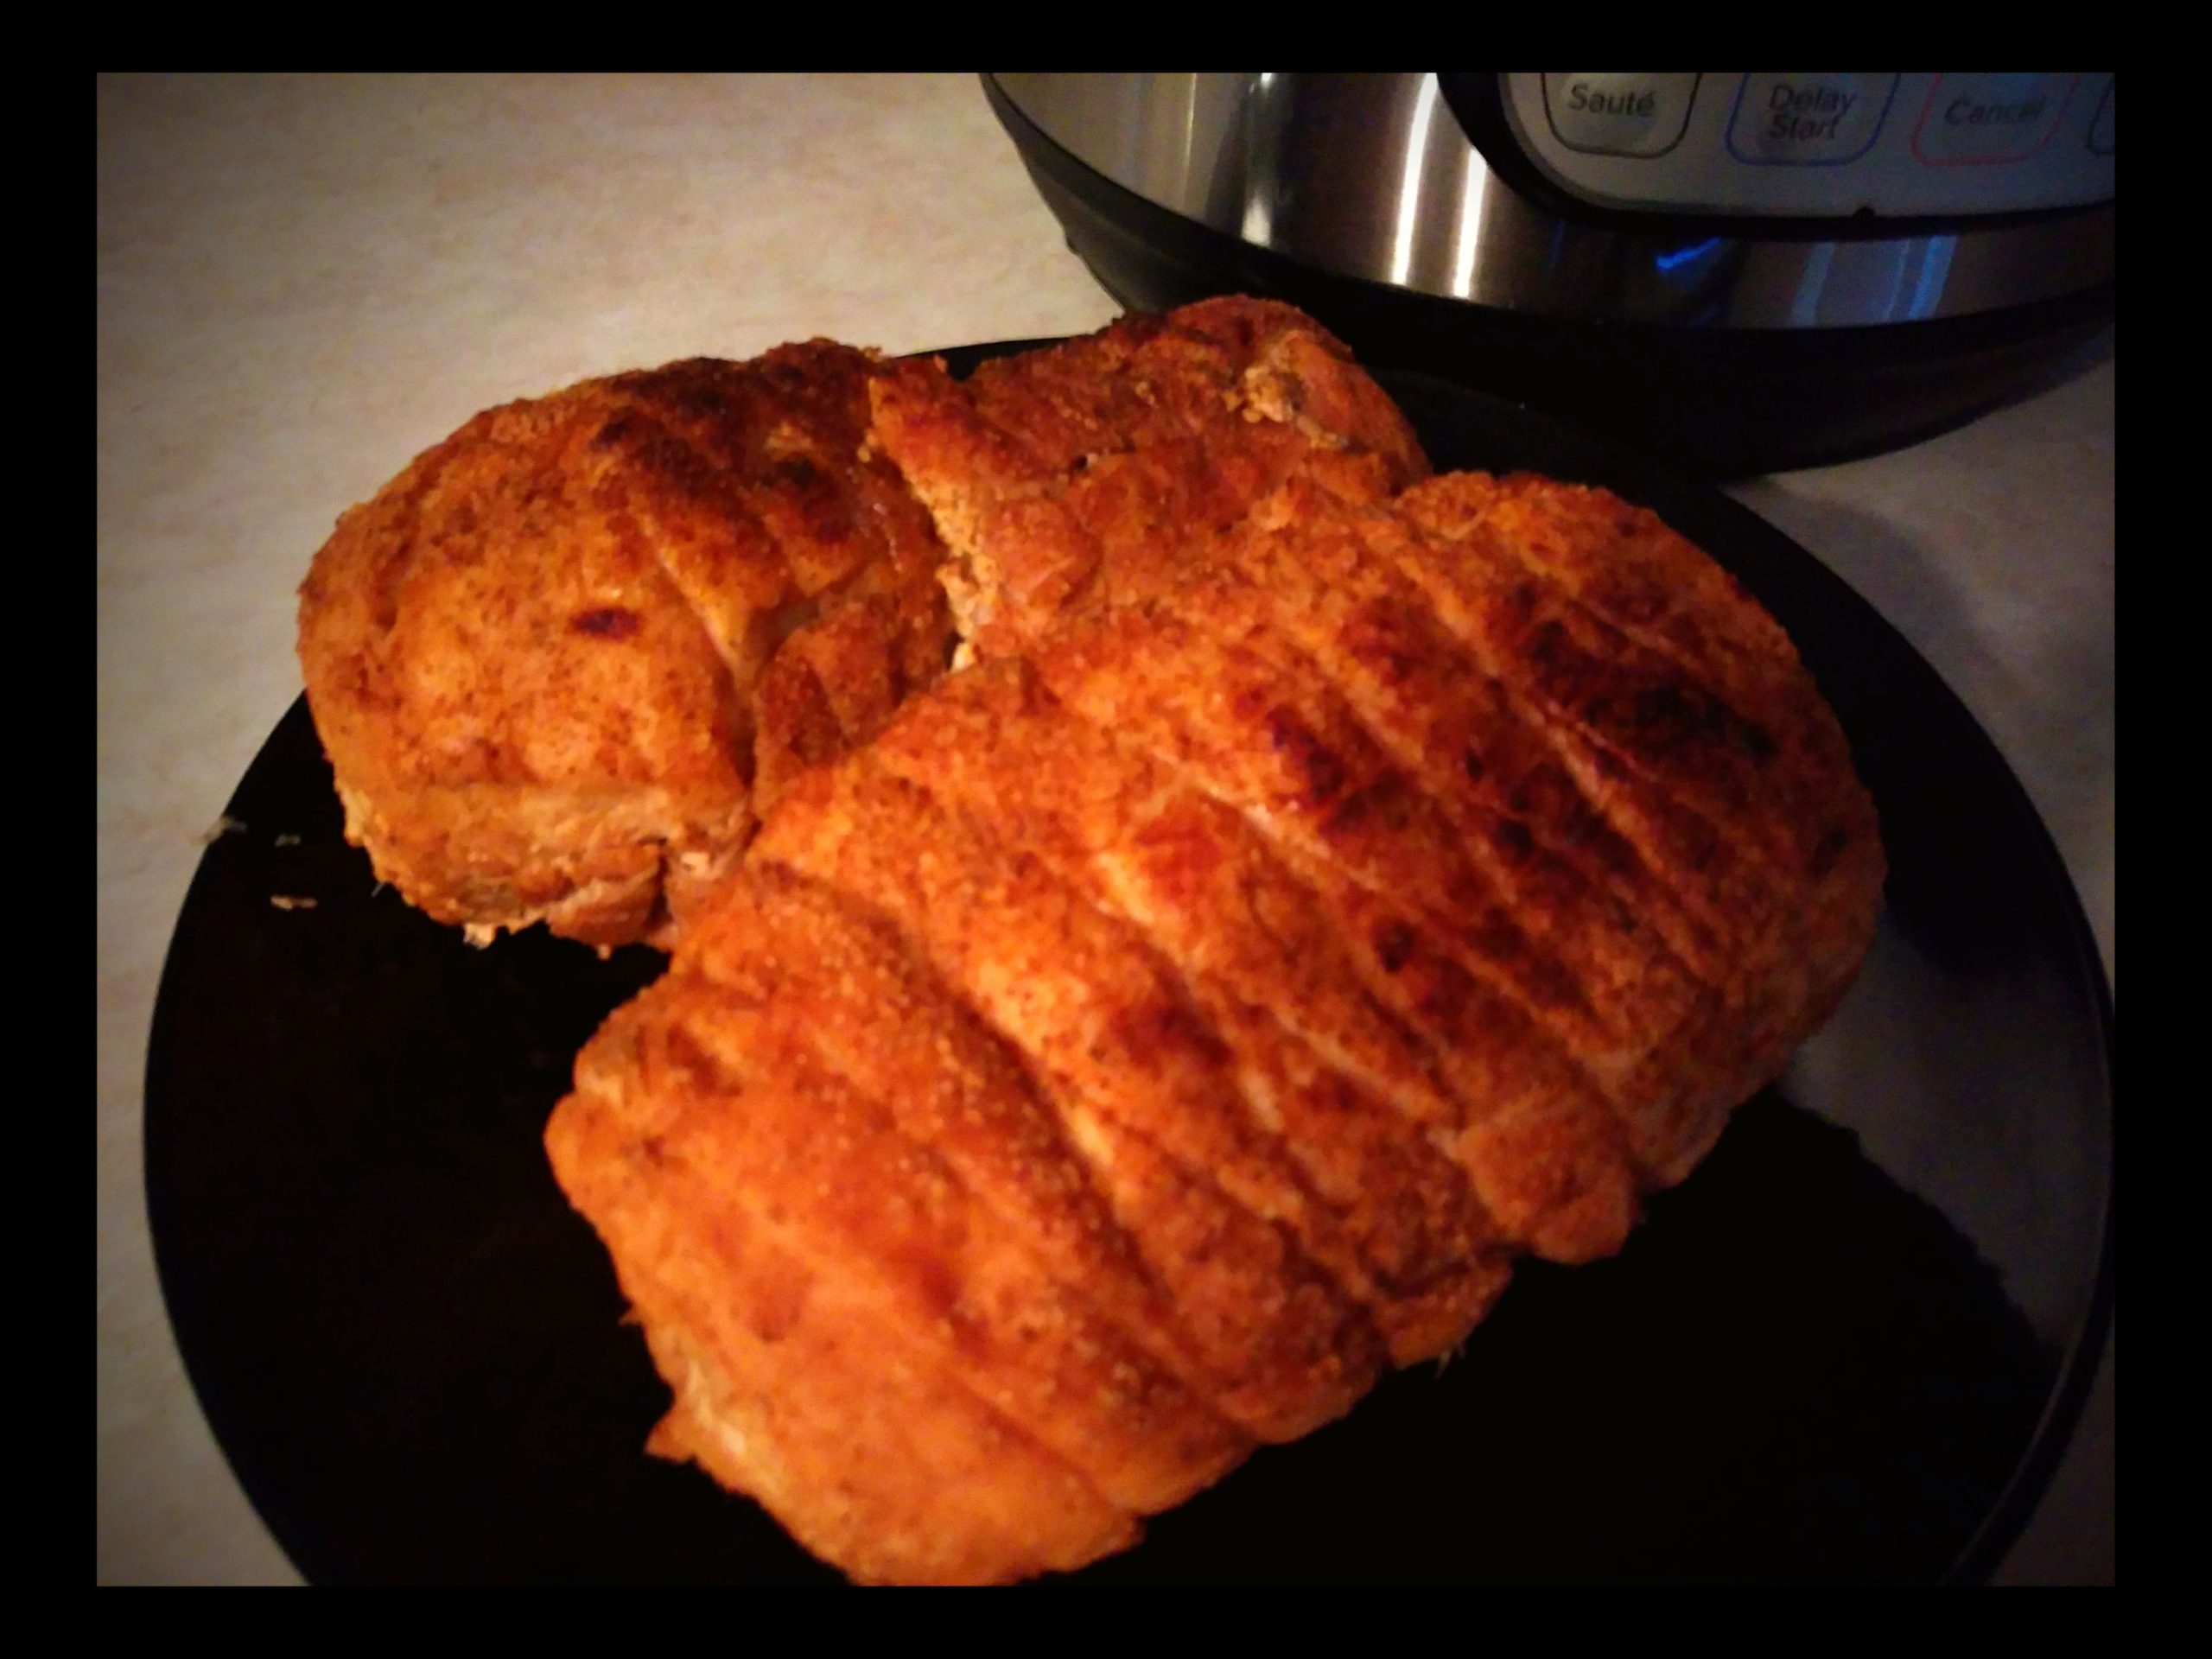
[[1729, 74, 1897, 164], [1914, 73, 2076, 162]]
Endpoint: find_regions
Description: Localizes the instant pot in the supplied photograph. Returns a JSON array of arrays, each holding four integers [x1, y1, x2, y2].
[[987, 73, 2115, 474]]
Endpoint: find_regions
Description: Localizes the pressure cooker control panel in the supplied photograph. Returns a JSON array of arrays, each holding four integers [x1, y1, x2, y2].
[[1499, 73, 2113, 218]]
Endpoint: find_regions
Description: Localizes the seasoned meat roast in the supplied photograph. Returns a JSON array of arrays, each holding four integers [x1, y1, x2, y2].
[[296, 343, 956, 950], [869, 296, 1431, 662], [297, 306, 1425, 952], [294, 297, 1881, 1583], [543, 326, 1885, 1580]]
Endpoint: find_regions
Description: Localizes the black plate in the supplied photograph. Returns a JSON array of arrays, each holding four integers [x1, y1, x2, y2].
[[145, 352, 2114, 1585]]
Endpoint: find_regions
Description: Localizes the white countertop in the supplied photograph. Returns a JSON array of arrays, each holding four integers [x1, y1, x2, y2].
[[96, 73, 2113, 1586]]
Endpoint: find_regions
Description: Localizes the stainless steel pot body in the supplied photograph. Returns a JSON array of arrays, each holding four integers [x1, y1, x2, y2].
[[992, 73, 2113, 330]]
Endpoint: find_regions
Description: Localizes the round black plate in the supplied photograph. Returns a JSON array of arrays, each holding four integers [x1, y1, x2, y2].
[[145, 353, 2114, 1585]]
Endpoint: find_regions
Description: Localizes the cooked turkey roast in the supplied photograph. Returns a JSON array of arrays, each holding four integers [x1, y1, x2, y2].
[[296, 299, 1882, 1585]]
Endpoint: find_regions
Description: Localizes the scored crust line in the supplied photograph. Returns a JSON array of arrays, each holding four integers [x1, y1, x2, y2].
[[725, 858, 1333, 1447], [853, 736, 1449, 1359], [638, 1007, 1149, 1541], [808, 753, 1392, 1387], [692, 867, 1257, 1461]]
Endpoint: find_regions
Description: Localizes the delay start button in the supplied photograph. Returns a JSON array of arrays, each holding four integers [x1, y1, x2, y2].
[[1542, 73, 1701, 157], [1914, 73, 2077, 163], [1728, 74, 1898, 164]]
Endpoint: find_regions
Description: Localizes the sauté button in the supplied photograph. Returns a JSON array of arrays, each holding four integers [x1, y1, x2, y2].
[[1542, 73, 1701, 157], [1728, 73, 1899, 164]]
